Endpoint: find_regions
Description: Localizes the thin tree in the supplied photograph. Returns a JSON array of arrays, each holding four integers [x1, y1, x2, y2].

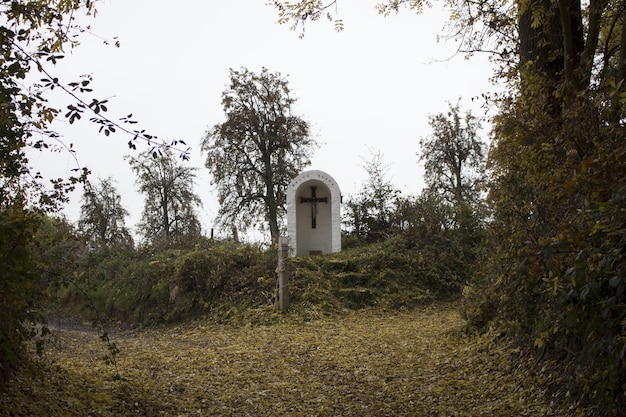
[[344, 149, 398, 242], [78, 177, 133, 249], [127, 147, 202, 247], [202, 67, 316, 243], [418, 102, 484, 207]]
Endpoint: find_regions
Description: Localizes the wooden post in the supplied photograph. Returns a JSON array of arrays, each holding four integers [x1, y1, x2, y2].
[[276, 236, 289, 312]]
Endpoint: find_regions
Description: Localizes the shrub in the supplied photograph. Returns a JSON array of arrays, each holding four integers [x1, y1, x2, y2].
[[0, 208, 42, 387]]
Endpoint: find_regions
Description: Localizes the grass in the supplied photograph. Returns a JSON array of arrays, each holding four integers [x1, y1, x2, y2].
[[0, 303, 592, 416]]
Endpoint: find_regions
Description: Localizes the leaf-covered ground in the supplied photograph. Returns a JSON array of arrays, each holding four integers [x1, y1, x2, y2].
[[1, 304, 590, 416]]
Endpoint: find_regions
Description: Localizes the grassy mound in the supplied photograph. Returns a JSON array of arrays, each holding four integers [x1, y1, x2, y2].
[[287, 237, 466, 313], [49, 236, 470, 327]]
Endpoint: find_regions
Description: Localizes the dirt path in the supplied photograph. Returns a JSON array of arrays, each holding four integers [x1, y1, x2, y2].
[[2, 304, 586, 416]]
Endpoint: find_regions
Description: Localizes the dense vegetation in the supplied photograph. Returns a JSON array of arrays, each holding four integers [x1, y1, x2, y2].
[[48, 204, 480, 328]]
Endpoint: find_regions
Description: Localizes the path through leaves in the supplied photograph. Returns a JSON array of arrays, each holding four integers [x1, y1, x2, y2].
[[1, 304, 586, 416]]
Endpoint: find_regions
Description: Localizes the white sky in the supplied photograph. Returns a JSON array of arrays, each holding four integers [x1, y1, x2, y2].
[[34, 0, 495, 241]]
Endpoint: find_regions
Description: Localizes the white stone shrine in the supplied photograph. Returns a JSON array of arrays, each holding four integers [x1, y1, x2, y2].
[[286, 170, 341, 257]]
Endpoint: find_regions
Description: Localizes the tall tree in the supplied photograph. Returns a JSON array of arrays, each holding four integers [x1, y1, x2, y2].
[[78, 177, 133, 249], [480, 0, 626, 406], [386, 0, 625, 410], [128, 147, 202, 247], [418, 102, 485, 207], [202, 67, 316, 243]]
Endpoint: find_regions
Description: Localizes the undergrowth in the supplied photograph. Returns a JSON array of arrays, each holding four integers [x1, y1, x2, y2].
[[49, 236, 469, 328]]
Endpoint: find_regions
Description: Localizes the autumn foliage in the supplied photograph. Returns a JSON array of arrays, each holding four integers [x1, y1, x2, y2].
[[2, 0, 625, 415], [0, 305, 596, 416]]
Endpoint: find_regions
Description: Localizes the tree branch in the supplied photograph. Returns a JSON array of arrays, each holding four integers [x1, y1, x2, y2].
[[11, 39, 191, 159]]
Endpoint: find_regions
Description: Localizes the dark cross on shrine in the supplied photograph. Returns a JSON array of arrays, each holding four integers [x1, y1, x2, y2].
[[300, 186, 327, 229]]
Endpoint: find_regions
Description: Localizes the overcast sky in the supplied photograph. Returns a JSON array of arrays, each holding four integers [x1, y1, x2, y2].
[[35, 0, 495, 241]]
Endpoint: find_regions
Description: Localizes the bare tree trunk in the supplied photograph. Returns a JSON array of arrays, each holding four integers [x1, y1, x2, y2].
[[264, 156, 280, 244]]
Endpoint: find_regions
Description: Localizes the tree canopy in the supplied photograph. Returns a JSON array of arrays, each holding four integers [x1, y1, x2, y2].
[[128, 147, 202, 247], [0, 0, 96, 211], [419, 102, 484, 207], [202, 67, 316, 242], [78, 177, 133, 249]]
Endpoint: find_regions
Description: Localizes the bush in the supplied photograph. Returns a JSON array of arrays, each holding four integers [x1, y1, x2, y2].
[[47, 196, 486, 327], [49, 241, 279, 326], [0, 208, 42, 387]]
